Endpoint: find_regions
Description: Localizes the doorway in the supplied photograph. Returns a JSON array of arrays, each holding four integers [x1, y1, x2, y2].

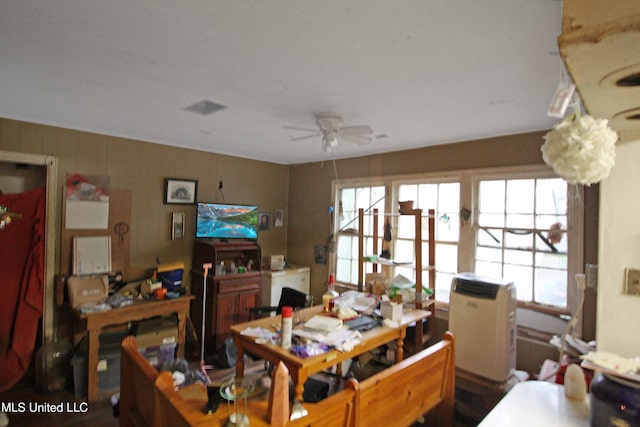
[[0, 151, 57, 354]]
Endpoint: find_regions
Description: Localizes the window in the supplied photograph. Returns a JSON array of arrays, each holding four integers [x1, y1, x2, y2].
[[395, 181, 460, 303], [475, 176, 574, 310], [335, 185, 385, 286], [332, 166, 582, 314]]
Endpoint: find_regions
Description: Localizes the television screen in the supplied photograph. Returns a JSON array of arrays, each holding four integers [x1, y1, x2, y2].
[[196, 203, 259, 239]]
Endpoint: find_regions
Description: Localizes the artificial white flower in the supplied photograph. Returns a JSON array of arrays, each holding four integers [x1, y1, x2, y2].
[[541, 113, 617, 186]]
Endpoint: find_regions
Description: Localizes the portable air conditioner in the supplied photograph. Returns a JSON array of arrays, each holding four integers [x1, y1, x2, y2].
[[449, 272, 517, 383]]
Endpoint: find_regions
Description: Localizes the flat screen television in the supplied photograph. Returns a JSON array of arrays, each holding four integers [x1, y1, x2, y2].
[[196, 202, 259, 239]]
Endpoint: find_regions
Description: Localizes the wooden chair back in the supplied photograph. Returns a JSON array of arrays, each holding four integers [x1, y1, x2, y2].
[[120, 335, 159, 427], [154, 371, 201, 427], [120, 332, 454, 427], [351, 331, 455, 427]]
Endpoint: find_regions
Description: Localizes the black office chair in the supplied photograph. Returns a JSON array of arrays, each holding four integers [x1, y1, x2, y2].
[[247, 287, 313, 320]]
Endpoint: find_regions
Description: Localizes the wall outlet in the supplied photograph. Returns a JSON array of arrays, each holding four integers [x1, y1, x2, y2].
[[624, 268, 640, 295]]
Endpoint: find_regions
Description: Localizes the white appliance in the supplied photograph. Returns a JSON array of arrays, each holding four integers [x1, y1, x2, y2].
[[449, 272, 517, 382]]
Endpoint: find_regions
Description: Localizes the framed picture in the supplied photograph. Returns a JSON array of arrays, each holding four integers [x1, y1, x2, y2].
[[273, 209, 284, 228], [171, 212, 185, 240], [164, 178, 197, 205], [314, 245, 327, 265], [259, 212, 270, 230]]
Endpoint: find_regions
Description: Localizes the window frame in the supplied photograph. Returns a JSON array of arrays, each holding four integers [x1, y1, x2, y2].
[[333, 180, 387, 287], [331, 164, 584, 317], [471, 168, 584, 316]]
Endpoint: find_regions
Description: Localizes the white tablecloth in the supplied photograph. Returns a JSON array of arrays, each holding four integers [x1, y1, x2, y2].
[[477, 381, 589, 426]]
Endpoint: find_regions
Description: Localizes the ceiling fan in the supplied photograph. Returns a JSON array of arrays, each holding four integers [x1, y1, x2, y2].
[[284, 113, 374, 153]]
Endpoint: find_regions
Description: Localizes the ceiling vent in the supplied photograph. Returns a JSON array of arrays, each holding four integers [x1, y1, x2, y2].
[[185, 100, 226, 116]]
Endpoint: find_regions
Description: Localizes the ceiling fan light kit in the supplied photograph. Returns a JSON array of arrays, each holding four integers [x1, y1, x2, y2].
[[323, 134, 339, 152]]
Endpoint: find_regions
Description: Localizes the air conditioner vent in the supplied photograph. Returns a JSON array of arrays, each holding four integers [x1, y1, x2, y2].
[[453, 279, 500, 299], [185, 100, 226, 116]]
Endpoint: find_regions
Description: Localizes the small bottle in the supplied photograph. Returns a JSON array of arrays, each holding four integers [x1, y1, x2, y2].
[[281, 306, 293, 348], [322, 274, 339, 312]]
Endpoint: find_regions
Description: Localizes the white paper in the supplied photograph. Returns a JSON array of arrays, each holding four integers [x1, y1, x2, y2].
[[65, 199, 109, 229], [73, 236, 112, 275]]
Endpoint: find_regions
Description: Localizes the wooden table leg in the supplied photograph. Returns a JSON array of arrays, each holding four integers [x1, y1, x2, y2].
[[395, 329, 405, 363], [291, 370, 307, 403], [234, 335, 245, 379], [87, 328, 100, 402], [176, 310, 186, 359]]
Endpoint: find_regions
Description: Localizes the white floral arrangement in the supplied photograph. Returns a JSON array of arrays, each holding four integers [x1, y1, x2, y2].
[[541, 113, 618, 186]]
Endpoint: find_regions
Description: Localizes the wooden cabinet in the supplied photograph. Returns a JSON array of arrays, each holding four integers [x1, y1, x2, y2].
[[261, 267, 311, 306], [190, 241, 261, 361], [357, 208, 436, 354]]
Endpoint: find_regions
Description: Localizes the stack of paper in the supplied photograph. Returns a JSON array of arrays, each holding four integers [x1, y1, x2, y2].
[[303, 315, 343, 332], [581, 351, 640, 382]]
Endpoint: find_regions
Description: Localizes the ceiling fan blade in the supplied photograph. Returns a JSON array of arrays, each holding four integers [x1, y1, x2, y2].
[[283, 125, 319, 133], [341, 134, 372, 145], [290, 134, 320, 142], [341, 125, 373, 136]]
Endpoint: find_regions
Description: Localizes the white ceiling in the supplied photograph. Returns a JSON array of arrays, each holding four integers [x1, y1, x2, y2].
[[0, 1, 565, 165]]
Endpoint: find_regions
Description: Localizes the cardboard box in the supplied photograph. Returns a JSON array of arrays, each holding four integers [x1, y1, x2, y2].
[[67, 275, 109, 308], [381, 301, 403, 322], [135, 316, 178, 349], [269, 255, 285, 271]]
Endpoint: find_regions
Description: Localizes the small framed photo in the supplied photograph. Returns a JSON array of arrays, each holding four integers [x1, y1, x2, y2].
[[164, 178, 197, 205], [171, 212, 185, 240], [314, 245, 327, 265], [259, 212, 270, 230], [273, 209, 285, 228]]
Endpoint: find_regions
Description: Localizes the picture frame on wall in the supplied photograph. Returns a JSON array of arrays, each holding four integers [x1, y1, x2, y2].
[[171, 212, 185, 240], [259, 212, 270, 230], [273, 209, 284, 228], [164, 178, 197, 205], [314, 245, 327, 265]]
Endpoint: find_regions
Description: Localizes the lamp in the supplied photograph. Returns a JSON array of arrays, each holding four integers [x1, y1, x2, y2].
[[323, 132, 338, 152]]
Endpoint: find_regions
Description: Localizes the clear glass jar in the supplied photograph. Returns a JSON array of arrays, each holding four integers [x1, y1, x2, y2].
[[35, 337, 73, 392]]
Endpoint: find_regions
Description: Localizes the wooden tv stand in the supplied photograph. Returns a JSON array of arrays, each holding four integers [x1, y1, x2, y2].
[[190, 240, 262, 360]]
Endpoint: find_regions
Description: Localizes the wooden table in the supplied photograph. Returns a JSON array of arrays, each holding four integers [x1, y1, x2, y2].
[[230, 305, 430, 403], [74, 295, 194, 402]]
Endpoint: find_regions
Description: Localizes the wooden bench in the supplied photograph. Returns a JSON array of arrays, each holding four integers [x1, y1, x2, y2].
[[120, 332, 455, 427], [119, 335, 161, 427], [350, 331, 455, 427]]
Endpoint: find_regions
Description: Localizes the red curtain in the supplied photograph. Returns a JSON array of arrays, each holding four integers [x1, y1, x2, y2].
[[0, 187, 46, 391]]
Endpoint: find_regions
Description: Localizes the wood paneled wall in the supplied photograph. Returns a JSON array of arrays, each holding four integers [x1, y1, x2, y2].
[[0, 118, 290, 288], [1, 117, 599, 374]]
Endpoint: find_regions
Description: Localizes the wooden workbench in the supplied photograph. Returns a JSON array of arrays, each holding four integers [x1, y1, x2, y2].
[[74, 295, 194, 402]]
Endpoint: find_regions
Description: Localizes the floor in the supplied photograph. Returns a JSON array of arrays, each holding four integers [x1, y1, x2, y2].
[[0, 371, 117, 427]]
